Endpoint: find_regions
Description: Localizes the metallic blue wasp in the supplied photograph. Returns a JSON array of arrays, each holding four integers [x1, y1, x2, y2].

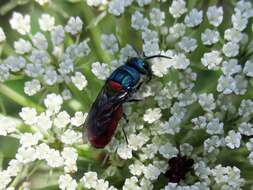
[[85, 54, 171, 148]]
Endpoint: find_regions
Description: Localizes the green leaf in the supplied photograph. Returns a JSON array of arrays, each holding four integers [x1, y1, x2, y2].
[[86, 11, 107, 29], [34, 185, 59, 190], [65, 0, 81, 3], [0, 136, 19, 159]]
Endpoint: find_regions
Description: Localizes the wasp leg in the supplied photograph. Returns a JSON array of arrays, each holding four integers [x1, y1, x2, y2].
[[122, 113, 129, 144], [122, 127, 129, 145], [135, 82, 143, 91], [127, 98, 143, 102], [101, 153, 110, 167], [122, 113, 129, 123], [111, 91, 129, 106]]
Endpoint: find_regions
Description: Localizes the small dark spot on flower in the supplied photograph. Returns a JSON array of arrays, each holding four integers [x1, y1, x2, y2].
[[165, 154, 194, 183]]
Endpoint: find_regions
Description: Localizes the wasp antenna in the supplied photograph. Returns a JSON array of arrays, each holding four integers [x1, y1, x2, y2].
[[144, 54, 172, 60], [131, 45, 142, 57], [142, 51, 146, 58]]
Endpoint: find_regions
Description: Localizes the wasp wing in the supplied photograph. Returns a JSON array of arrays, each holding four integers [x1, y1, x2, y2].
[[84, 82, 128, 137]]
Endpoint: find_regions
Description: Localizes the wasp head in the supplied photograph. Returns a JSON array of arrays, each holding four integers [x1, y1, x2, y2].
[[126, 57, 152, 81]]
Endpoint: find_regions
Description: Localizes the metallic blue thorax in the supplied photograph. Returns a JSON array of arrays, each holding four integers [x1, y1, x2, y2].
[[108, 58, 146, 90], [109, 65, 140, 90]]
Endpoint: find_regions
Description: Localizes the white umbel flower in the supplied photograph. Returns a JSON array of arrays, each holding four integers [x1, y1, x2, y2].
[[14, 39, 32, 54], [201, 50, 222, 70], [70, 112, 87, 127], [95, 179, 109, 190], [44, 93, 63, 113], [65, 17, 83, 35], [207, 6, 223, 26], [172, 53, 190, 69], [10, 12, 31, 35], [222, 42, 239, 57], [169, 0, 187, 18], [206, 118, 224, 135], [0, 171, 12, 190], [59, 174, 77, 190], [39, 14, 55, 31], [232, 12, 248, 31], [54, 111, 70, 129], [151, 56, 173, 77], [143, 164, 161, 180], [136, 0, 152, 7], [36, 143, 50, 160], [6, 159, 22, 177], [51, 25, 65, 46], [149, 8, 165, 27], [20, 132, 43, 147], [35, 112, 52, 132], [169, 23, 186, 39], [243, 60, 253, 77], [224, 28, 243, 43], [0, 117, 17, 136], [184, 9, 203, 27], [131, 11, 149, 30], [159, 143, 178, 159], [128, 133, 149, 151], [91, 62, 110, 80], [201, 29, 220, 45], [101, 34, 119, 54], [24, 79, 41, 96], [238, 99, 253, 117], [225, 130, 241, 149], [239, 122, 253, 136], [246, 138, 253, 151], [61, 129, 82, 145], [16, 147, 37, 164], [217, 75, 236, 94], [0, 27, 6, 42], [71, 72, 88, 90], [222, 59, 242, 76], [87, 0, 107, 6], [143, 108, 162, 123], [80, 172, 98, 189], [117, 143, 132, 159], [123, 176, 142, 190], [129, 160, 144, 176], [32, 32, 48, 50], [108, 0, 124, 16], [178, 37, 197, 53], [35, 0, 50, 5], [19, 107, 37, 125], [198, 93, 216, 112], [45, 149, 64, 168]]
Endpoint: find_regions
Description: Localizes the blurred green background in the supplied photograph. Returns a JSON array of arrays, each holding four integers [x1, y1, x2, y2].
[[0, 0, 253, 189]]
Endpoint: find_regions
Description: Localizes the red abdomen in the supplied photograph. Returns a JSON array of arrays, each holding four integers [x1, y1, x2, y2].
[[87, 106, 123, 148]]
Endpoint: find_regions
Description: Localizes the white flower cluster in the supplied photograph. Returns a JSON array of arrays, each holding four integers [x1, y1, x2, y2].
[[81, 171, 117, 190], [84, 0, 253, 189], [0, 13, 90, 95], [0, 93, 86, 189]]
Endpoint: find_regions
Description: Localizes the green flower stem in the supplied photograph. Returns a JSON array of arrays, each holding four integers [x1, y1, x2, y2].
[[10, 165, 29, 188], [0, 152, 3, 171], [81, 1, 111, 64], [76, 144, 102, 161], [0, 97, 6, 115], [0, 84, 44, 112], [66, 83, 92, 111], [0, 0, 30, 15], [26, 161, 42, 180], [50, 1, 69, 19]]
